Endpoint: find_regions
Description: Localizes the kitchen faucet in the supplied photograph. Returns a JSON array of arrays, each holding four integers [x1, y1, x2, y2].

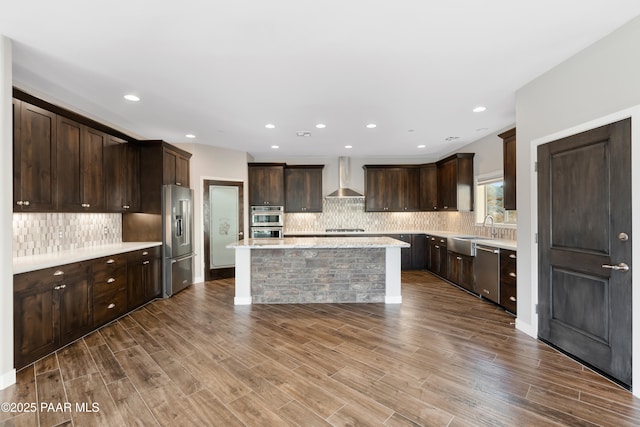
[[483, 214, 498, 238]]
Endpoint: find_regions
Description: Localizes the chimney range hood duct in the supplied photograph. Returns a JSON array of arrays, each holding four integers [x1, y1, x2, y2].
[[326, 157, 364, 198]]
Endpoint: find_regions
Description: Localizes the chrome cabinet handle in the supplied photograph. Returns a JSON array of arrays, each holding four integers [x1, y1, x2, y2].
[[54, 284, 66, 290], [106, 259, 115, 264], [108, 303, 116, 309], [482, 289, 490, 295], [53, 270, 64, 276], [509, 296, 517, 302], [107, 278, 116, 283], [23, 201, 30, 206], [143, 260, 150, 265], [81, 203, 91, 208], [509, 254, 517, 259], [142, 251, 149, 256], [602, 263, 629, 272], [509, 272, 517, 278], [456, 256, 462, 260], [176, 182, 182, 186], [16, 201, 23, 206]]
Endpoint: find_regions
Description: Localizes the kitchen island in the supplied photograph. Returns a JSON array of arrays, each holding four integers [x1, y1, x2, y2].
[[227, 237, 410, 305]]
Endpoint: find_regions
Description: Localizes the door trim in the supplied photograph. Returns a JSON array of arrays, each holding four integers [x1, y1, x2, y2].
[[528, 104, 640, 396]]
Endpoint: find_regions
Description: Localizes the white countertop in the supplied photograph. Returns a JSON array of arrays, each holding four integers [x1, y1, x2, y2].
[[284, 230, 517, 251], [227, 236, 411, 249], [13, 242, 162, 274]]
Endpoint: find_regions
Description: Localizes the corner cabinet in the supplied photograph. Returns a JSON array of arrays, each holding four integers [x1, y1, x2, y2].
[[436, 153, 474, 211], [248, 163, 285, 206], [363, 165, 420, 212], [285, 165, 324, 212], [499, 128, 516, 211], [138, 140, 193, 214]]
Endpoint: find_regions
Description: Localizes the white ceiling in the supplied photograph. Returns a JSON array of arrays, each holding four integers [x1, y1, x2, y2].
[[2, 1, 640, 159]]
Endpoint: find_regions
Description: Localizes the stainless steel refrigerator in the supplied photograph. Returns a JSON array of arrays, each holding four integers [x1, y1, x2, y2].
[[162, 184, 195, 297]]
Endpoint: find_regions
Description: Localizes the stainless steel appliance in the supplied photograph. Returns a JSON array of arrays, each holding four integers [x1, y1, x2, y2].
[[475, 245, 500, 303], [250, 205, 284, 238], [250, 227, 283, 239], [163, 185, 195, 297], [250, 205, 284, 227]]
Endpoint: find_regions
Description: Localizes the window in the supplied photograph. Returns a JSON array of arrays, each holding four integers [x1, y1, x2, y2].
[[475, 172, 517, 226]]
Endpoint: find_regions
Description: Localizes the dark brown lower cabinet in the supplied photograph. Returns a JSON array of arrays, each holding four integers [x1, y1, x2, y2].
[[14, 262, 91, 369], [427, 236, 447, 277], [500, 249, 517, 314], [127, 247, 162, 309], [447, 251, 475, 293], [14, 246, 162, 369]]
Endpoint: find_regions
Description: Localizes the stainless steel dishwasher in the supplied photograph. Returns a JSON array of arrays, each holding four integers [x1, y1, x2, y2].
[[475, 245, 500, 303]]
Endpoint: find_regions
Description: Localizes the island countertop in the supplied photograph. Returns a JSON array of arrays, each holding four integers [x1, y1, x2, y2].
[[227, 236, 411, 249]]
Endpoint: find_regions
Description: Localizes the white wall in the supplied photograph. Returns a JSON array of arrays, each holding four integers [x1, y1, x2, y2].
[[515, 15, 640, 394], [0, 35, 16, 389], [173, 143, 249, 282]]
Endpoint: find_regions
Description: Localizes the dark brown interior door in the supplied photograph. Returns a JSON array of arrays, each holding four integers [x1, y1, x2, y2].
[[538, 118, 632, 388]]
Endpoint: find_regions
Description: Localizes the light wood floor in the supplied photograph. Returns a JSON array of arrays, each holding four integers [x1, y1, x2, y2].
[[2, 271, 640, 426]]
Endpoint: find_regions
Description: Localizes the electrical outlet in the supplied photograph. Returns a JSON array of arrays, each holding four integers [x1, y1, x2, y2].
[[103, 227, 108, 235], [58, 230, 63, 239]]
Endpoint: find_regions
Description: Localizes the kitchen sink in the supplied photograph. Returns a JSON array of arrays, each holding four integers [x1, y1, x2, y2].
[[449, 236, 478, 256]]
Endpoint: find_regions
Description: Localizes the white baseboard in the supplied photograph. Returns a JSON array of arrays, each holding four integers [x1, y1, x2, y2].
[[385, 296, 402, 304], [0, 369, 16, 390], [515, 318, 537, 338], [234, 297, 252, 305]]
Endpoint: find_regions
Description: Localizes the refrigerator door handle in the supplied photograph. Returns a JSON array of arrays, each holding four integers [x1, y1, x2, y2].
[[171, 253, 196, 264]]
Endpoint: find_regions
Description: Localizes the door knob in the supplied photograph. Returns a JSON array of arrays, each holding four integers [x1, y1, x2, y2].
[[602, 263, 629, 272]]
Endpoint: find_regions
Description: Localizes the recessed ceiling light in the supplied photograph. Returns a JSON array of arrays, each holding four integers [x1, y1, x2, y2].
[[366, 123, 377, 129], [185, 134, 196, 139], [271, 145, 279, 149], [296, 131, 311, 137], [345, 145, 353, 149], [315, 123, 326, 129], [124, 94, 140, 102], [473, 106, 487, 113], [265, 123, 276, 129], [417, 144, 426, 148]]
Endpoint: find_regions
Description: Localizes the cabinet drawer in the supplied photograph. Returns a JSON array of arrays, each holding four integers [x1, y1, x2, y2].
[[93, 290, 127, 325], [14, 262, 86, 293], [92, 255, 127, 279], [93, 270, 127, 300], [500, 280, 517, 313], [127, 246, 162, 263]]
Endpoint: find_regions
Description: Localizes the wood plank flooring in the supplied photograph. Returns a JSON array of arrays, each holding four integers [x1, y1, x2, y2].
[[2, 271, 640, 426]]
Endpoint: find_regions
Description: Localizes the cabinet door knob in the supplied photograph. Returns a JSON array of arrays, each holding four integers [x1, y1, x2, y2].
[[483, 289, 490, 295], [456, 256, 462, 260], [107, 278, 116, 283], [509, 296, 517, 302], [16, 201, 23, 206], [108, 303, 116, 309], [509, 254, 517, 259], [23, 201, 30, 206], [53, 270, 64, 276], [509, 272, 517, 278], [106, 259, 115, 264], [176, 182, 182, 186], [143, 260, 150, 265], [142, 251, 149, 256]]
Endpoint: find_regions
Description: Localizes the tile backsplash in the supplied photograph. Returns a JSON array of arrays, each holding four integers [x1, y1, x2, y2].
[[13, 213, 122, 258], [285, 198, 516, 240]]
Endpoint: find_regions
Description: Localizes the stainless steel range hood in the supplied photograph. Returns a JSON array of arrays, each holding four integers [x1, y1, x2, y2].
[[326, 157, 364, 198]]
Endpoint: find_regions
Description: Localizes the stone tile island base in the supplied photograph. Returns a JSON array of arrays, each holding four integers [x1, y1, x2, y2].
[[228, 237, 409, 305]]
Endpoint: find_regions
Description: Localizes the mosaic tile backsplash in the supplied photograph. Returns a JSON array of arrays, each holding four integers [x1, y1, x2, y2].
[[13, 213, 122, 258], [285, 198, 516, 240]]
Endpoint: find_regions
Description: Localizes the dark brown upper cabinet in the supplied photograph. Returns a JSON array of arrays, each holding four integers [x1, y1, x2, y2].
[[363, 165, 420, 212], [499, 128, 516, 211], [139, 140, 193, 214], [56, 116, 106, 212], [248, 163, 285, 206], [14, 100, 57, 212], [419, 163, 438, 211], [285, 165, 324, 212], [104, 136, 140, 212], [436, 153, 474, 211]]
